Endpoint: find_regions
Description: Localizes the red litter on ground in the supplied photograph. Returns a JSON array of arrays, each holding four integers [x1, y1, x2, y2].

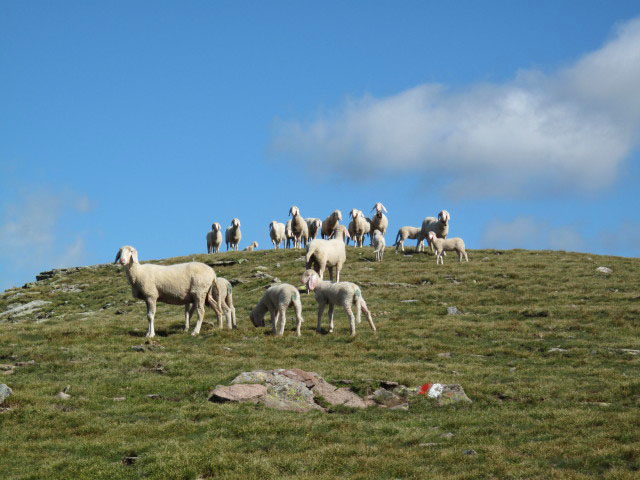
[[418, 383, 433, 395]]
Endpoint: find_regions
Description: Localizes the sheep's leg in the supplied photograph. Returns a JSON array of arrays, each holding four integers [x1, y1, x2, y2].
[[328, 304, 335, 333], [316, 303, 326, 333], [278, 306, 287, 336], [328, 266, 334, 282], [293, 300, 304, 337], [184, 303, 196, 331], [344, 303, 356, 336], [360, 299, 376, 333], [145, 298, 157, 338], [191, 298, 206, 336], [335, 265, 341, 283], [270, 310, 277, 336]]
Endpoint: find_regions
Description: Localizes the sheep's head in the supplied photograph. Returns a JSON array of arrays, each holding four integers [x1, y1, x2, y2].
[[252, 241, 258, 248], [349, 209, 362, 219], [438, 210, 450, 225], [232, 218, 240, 228], [301, 269, 320, 293], [334, 210, 342, 221], [115, 245, 138, 265], [249, 306, 265, 327], [289, 206, 299, 217], [213, 222, 221, 231], [372, 202, 387, 215], [427, 231, 437, 242]]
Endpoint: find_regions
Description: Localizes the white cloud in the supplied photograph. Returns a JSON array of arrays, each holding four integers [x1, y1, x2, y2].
[[481, 217, 586, 252], [273, 17, 640, 198]]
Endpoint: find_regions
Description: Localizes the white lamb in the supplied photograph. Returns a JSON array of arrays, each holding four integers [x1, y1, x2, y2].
[[243, 241, 259, 251], [206, 222, 223, 254], [372, 230, 385, 262], [427, 231, 468, 264], [301, 269, 376, 336], [249, 283, 305, 336], [418, 210, 450, 252], [225, 218, 242, 251], [321, 210, 342, 239], [210, 277, 236, 329], [114, 245, 223, 337], [305, 238, 347, 282], [269, 221, 286, 249], [394, 226, 420, 253]]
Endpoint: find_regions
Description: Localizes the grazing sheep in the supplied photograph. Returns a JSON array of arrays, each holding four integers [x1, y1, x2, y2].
[[301, 269, 376, 336], [418, 210, 450, 252], [372, 230, 385, 262], [305, 238, 347, 282], [269, 221, 286, 249], [114, 245, 223, 337], [289, 206, 306, 248], [249, 283, 304, 336], [210, 277, 236, 329], [394, 226, 420, 253], [225, 218, 242, 251], [329, 224, 350, 243], [427, 231, 468, 264], [306, 217, 322, 241], [369, 203, 388, 244], [243, 241, 258, 252], [206, 222, 223, 253], [321, 210, 342, 239]]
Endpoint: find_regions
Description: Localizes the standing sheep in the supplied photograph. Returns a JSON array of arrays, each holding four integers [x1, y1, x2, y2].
[[249, 283, 305, 336], [301, 269, 376, 336], [225, 218, 242, 251], [288, 206, 307, 249], [418, 210, 450, 252], [306, 217, 322, 241], [372, 230, 385, 262], [393, 226, 420, 253], [285, 219, 295, 248], [329, 224, 351, 244], [369, 203, 388, 243], [114, 245, 223, 337], [206, 222, 223, 253], [305, 238, 347, 282], [269, 221, 286, 249], [321, 210, 342, 239], [348, 209, 369, 247], [210, 277, 236, 329], [427, 231, 468, 264]]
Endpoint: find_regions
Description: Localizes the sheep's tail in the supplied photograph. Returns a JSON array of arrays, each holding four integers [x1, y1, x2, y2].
[[206, 281, 224, 318]]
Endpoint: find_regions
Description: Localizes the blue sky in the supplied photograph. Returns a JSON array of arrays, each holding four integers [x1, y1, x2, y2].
[[1, 1, 639, 290]]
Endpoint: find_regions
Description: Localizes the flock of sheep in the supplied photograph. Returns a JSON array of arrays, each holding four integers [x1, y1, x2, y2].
[[115, 203, 468, 338]]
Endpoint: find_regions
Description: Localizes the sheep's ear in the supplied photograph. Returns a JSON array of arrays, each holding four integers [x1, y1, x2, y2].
[[307, 272, 318, 291], [380, 203, 387, 213], [130, 248, 139, 264], [114, 249, 122, 264]]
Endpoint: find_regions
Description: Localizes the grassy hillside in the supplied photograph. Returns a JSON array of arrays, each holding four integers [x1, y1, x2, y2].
[[0, 246, 638, 479]]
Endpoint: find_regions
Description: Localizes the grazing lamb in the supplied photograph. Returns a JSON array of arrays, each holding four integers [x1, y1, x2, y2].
[[289, 206, 306, 248], [321, 210, 342, 239], [243, 241, 259, 252], [372, 230, 385, 262], [329, 224, 350, 243], [206, 222, 223, 253], [305, 238, 347, 282], [306, 218, 322, 241], [225, 218, 242, 251], [210, 277, 236, 329], [301, 269, 376, 336], [369, 203, 388, 244], [418, 210, 450, 252], [394, 226, 420, 253], [269, 221, 286, 249], [114, 245, 223, 337], [249, 283, 305, 336], [427, 231, 468, 264]]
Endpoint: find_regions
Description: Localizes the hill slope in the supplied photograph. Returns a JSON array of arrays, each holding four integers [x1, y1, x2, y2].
[[1, 247, 639, 479]]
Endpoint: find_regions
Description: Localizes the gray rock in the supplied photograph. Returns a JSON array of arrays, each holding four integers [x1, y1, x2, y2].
[[441, 432, 454, 439], [255, 266, 268, 271], [237, 258, 248, 264], [447, 306, 460, 315], [400, 299, 418, 303], [370, 388, 406, 408], [437, 352, 452, 358], [0, 300, 52, 318], [208, 384, 267, 403], [0, 384, 12, 404], [427, 384, 473, 406], [548, 347, 568, 353], [464, 449, 477, 455], [380, 380, 399, 389], [596, 266, 612, 274]]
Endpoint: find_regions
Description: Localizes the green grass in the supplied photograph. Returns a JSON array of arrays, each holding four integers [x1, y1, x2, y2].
[[0, 247, 638, 479]]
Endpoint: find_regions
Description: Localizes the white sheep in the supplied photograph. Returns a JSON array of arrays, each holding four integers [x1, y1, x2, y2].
[[305, 217, 322, 241], [211, 277, 236, 329], [418, 210, 450, 252], [427, 231, 468, 264], [249, 283, 304, 336], [372, 230, 385, 262], [369, 202, 388, 244], [288, 206, 307, 248], [321, 210, 342, 239], [305, 238, 347, 282], [206, 222, 223, 254], [301, 269, 376, 336], [269, 221, 286, 249], [348, 209, 370, 247], [393, 226, 420, 253], [243, 241, 259, 251], [114, 245, 223, 337], [225, 218, 242, 251], [329, 224, 351, 244], [285, 219, 294, 248]]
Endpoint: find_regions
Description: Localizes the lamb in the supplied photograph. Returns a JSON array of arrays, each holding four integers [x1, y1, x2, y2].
[[427, 231, 468, 264], [114, 245, 223, 337], [243, 241, 258, 251], [418, 210, 450, 253], [210, 277, 236, 329], [288, 206, 306, 248], [348, 209, 369, 247], [372, 230, 385, 262], [394, 226, 420, 253], [269, 221, 286, 249], [370, 203, 388, 242], [329, 224, 351, 243], [225, 218, 242, 251], [305, 238, 347, 282], [305, 218, 322, 241], [249, 283, 304, 336], [321, 210, 342, 239], [206, 222, 223, 253], [301, 269, 376, 336]]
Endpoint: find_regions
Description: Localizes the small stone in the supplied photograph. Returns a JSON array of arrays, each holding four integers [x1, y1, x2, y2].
[[619, 349, 640, 356], [15, 360, 35, 366], [146, 394, 162, 400], [419, 442, 439, 447], [237, 258, 248, 264], [389, 403, 409, 411], [437, 352, 452, 358], [115, 310, 125, 315], [275, 263, 280, 268], [112, 397, 126, 401], [2, 370, 14, 376], [464, 449, 477, 455], [223, 347, 232, 351], [370, 388, 406, 408], [255, 266, 268, 271], [271, 277, 281, 283], [0, 364, 13, 371], [380, 380, 399, 389], [55, 391, 71, 400], [596, 266, 612, 274], [441, 432, 454, 439], [0, 384, 12, 404], [208, 384, 267, 403], [548, 347, 568, 353], [122, 455, 138, 465], [400, 299, 418, 303], [447, 306, 460, 315]]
